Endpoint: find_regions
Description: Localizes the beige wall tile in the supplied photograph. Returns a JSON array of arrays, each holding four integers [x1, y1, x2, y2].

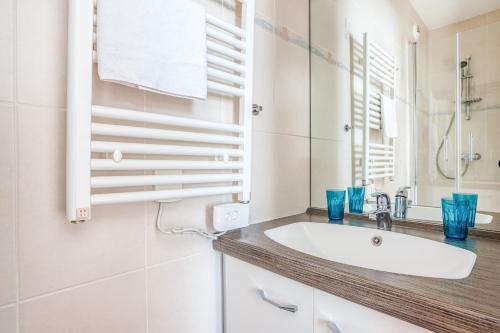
[[17, 0, 67, 107], [18, 105, 146, 298], [0, 105, 17, 306], [276, 0, 309, 38], [256, 0, 275, 19], [252, 26, 276, 133], [461, 184, 500, 213], [0, 305, 16, 333], [273, 38, 310, 137], [486, 8, 500, 25], [488, 21, 500, 47], [486, 46, 500, 83], [147, 252, 220, 333], [250, 132, 309, 223], [310, 0, 350, 65], [311, 138, 351, 208], [146, 195, 232, 266], [311, 56, 351, 141], [20, 270, 147, 333], [486, 109, 500, 148], [417, 184, 455, 208], [0, 0, 14, 102]]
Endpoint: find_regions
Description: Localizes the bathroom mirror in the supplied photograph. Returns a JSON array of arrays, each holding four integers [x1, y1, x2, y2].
[[310, 0, 500, 231]]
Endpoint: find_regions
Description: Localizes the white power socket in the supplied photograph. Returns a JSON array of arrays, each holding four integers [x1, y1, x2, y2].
[[213, 203, 249, 232]]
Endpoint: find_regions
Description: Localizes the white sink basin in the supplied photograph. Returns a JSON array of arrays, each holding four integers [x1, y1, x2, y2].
[[265, 222, 476, 279]]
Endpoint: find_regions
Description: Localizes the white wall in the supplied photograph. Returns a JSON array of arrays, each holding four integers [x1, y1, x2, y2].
[[0, 0, 310, 331]]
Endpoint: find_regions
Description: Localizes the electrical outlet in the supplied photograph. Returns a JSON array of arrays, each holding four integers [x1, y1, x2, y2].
[[213, 203, 249, 232], [76, 207, 90, 220]]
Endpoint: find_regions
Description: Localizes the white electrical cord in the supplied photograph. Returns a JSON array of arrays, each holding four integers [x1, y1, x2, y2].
[[156, 202, 226, 240]]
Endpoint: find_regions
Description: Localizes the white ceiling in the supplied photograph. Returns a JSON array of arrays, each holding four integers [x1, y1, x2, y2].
[[409, 0, 500, 30]]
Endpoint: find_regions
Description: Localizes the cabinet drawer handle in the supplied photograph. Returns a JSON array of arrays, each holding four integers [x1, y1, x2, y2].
[[327, 320, 342, 333], [257, 289, 298, 313]]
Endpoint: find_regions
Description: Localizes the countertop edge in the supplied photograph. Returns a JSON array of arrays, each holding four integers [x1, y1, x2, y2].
[[214, 222, 500, 333]]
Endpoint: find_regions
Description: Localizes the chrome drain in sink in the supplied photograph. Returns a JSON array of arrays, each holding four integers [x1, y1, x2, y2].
[[371, 235, 383, 247]]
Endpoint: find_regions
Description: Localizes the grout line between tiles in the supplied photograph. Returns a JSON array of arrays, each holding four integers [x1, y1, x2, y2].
[[252, 129, 310, 139], [310, 136, 346, 142], [308, 0, 312, 210], [142, 90, 149, 333], [13, 0, 20, 330], [0, 303, 16, 312], [18, 267, 146, 305], [15, 101, 66, 112], [146, 250, 211, 271], [0, 100, 15, 107]]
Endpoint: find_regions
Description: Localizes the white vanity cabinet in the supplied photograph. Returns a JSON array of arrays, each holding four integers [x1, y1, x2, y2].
[[314, 289, 433, 333], [224, 255, 314, 333], [224, 256, 433, 333]]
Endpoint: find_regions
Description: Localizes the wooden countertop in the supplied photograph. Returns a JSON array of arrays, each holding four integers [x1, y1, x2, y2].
[[214, 212, 500, 333]]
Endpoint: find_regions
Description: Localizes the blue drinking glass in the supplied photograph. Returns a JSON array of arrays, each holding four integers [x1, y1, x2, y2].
[[326, 189, 346, 220], [453, 193, 478, 227], [348, 187, 365, 214], [441, 198, 470, 240]]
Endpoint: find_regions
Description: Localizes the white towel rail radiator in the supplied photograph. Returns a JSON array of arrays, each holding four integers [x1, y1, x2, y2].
[[66, 0, 255, 222], [361, 32, 396, 185]]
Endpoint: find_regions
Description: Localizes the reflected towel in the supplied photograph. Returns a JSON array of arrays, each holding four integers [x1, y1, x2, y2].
[[97, 0, 207, 99], [381, 94, 398, 138]]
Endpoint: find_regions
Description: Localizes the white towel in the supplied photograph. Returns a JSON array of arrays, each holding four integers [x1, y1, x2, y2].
[[97, 0, 207, 100], [381, 95, 398, 138]]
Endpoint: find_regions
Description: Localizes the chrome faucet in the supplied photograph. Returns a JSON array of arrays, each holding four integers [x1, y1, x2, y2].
[[394, 186, 411, 219], [371, 192, 392, 230]]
